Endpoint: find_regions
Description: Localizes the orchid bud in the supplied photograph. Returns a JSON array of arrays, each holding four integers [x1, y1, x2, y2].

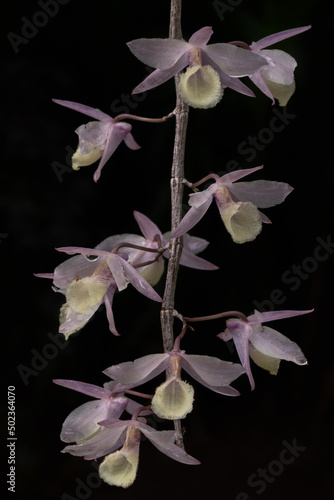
[[71, 146, 103, 171], [178, 64, 223, 109], [99, 426, 140, 488], [219, 201, 262, 244], [66, 276, 110, 315]]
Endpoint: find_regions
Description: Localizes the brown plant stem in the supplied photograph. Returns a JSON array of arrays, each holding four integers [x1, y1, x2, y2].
[[160, 0, 189, 449]]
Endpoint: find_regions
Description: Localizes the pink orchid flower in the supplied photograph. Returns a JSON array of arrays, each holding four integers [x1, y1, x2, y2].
[[53, 99, 141, 182], [104, 348, 245, 419], [35, 211, 217, 337], [127, 26, 268, 105], [61, 417, 200, 488], [172, 166, 293, 243], [217, 309, 313, 390], [53, 379, 151, 444], [247, 25, 311, 105]]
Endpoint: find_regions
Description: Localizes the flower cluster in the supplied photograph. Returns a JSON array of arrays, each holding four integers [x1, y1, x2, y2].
[[54, 327, 246, 487], [36, 211, 217, 338], [46, 16, 312, 490], [128, 25, 311, 107]]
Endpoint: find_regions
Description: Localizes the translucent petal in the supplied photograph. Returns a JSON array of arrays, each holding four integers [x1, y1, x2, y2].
[[127, 37, 189, 69], [227, 180, 293, 208], [249, 325, 308, 365], [203, 43, 267, 77], [104, 353, 169, 386]]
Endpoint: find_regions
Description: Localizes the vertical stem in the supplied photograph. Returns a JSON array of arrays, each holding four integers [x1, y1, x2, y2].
[[160, 0, 189, 448]]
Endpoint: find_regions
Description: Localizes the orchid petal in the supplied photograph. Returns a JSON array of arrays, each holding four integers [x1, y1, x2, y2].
[[103, 353, 169, 386], [34, 272, 54, 280], [133, 210, 162, 241], [250, 25, 311, 51], [212, 63, 257, 96], [260, 49, 297, 85], [203, 43, 267, 77], [132, 53, 189, 94], [188, 26, 213, 46], [53, 379, 112, 399], [227, 180, 293, 208], [124, 132, 141, 150], [181, 354, 245, 388], [179, 248, 219, 270], [107, 254, 162, 302], [221, 320, 255, 390], [104, 285, 119, 336], [127, 38, 189, 69], [138, 423, 200, 465], [56, 246, 111, 257], [93, 122, 132, 182], [52, 99, 112, 122], [52, 253, 106, 290], [247, 309, 314, 325], [249, 325, 307, 365], [60, 400, 109, 443], [183, 233, 209, 254], [62, 422, 128, 459], [219, 166, 263, 184], [172, 194, 214, 238], [249, 72, 275, 103]]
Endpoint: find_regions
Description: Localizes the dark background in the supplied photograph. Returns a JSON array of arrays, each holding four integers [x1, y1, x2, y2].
[[2, 1, 333, 499]]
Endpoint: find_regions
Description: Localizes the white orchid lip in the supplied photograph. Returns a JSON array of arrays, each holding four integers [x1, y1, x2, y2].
[[219, 200, 262, 244], [151, 377, 194, 420], [66, 276, 110, 315], [99, 427, 140, 489], [262, 78, 296, 107], [72, 146, 103, 170], [178, 64, 223, 109]]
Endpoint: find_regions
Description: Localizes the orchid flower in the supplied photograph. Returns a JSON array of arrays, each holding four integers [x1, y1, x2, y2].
[[127, 26, 268, 107], [217, 309, 313, 390], [104, 348, 245, 420], [172, 166, 293, 243], [53, 99, 141, 182], [62, 417, 200, 488], [244, 25, 311, 106], [53, 379, 151, 444], [35, 211, 217, 337]]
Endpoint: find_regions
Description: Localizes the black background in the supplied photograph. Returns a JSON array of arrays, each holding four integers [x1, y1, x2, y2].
[[2, 1, 333, 499]]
